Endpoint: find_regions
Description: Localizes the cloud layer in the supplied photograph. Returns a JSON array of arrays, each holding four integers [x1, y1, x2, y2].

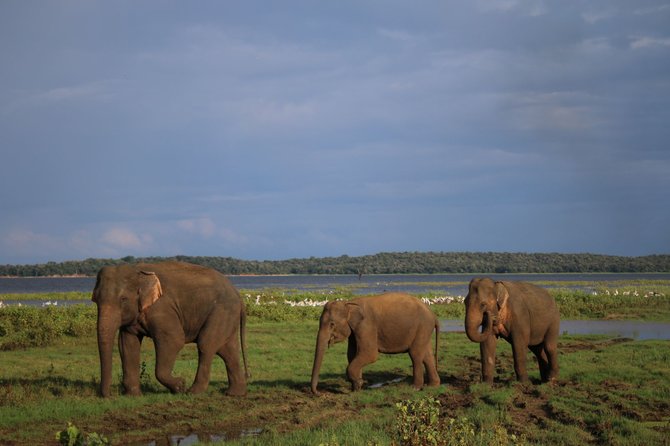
[[1, 1, 669, 263]]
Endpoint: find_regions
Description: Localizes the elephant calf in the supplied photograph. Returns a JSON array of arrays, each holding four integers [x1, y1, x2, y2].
[[464, 278, 559, 384], [310, 292, 440, 394]]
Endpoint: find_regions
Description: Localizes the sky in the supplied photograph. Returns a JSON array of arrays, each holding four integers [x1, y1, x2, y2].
[[1, 1, 669, 264]]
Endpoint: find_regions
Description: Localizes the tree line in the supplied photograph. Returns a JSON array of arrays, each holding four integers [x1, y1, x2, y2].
[[1, 252, 669, 277]]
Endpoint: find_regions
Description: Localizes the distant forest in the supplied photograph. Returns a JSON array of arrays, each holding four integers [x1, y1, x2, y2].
[[1, 252, 669, 277]]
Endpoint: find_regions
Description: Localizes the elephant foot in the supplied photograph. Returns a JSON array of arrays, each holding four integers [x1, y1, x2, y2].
[[225, 386, 247, 397], [544, 376, 558, 386], [167, 378, 186, 394], [123, 387, 142, 397], [187, 385, 207, 395]]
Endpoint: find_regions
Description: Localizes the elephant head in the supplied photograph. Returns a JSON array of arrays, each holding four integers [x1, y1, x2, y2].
[[464, 278, 509, 343], [310, 300, 363, 394], [91, 265, 163, 397]]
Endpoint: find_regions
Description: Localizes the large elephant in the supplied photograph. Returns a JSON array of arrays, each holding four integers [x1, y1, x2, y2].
[[92, 261, 249, 397], [464, 278, 559, 384], [310, 292, 440, 394]]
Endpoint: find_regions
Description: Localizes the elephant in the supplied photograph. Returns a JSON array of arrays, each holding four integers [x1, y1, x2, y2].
[[310, 292, 440, 394], [92, 261, 249, 397], [464, 278, 559, 384]]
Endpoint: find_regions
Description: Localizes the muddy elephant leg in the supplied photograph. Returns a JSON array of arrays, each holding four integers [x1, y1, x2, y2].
[[530, 344, 549, 382], [218, 336, 247, 396], [511, 338, 529, 383], [346, 345, 378, 391], [480, 335, 497, 384], [153, 334, 186, 393], [119, 330, 143, 396]]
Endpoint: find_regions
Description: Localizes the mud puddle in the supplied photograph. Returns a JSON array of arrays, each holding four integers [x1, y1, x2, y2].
[[368, 377, 405, 389], [145, 428, 263, 445]]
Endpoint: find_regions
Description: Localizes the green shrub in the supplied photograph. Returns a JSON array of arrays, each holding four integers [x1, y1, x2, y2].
[[551, 288, 670, 319], [0, 305, 96, 350], [56, 422, 109, 446], [393, 397, 526, 446]]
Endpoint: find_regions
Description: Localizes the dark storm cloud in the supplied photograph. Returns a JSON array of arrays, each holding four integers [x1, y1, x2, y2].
[[0, 1, 668, 262]]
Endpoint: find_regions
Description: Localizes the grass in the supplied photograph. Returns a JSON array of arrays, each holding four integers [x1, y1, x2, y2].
[[0, 291, 91, 301], [1, 286, 670, 445]]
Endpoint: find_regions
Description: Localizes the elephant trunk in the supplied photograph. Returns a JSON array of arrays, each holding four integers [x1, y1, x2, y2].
[[310, 327, 330, 394], [96, 306, 121, 397], [465, 309, 493, 343]]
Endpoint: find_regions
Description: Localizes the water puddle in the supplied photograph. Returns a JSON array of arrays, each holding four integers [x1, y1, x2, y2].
[[144, 428, 263, 446], [558, 320, 670, 340], [440, 320, 670, 340], [369, 377, 405, 389]]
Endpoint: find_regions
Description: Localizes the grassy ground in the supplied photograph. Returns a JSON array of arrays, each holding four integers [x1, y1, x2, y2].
[[1, 285, 670, 445]]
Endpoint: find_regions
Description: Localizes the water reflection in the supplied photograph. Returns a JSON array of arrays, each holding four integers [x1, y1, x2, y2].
[[143, 428, 263, 446], [440, 320, 670, 340]]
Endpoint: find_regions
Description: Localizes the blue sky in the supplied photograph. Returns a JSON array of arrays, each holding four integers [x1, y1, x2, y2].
[[1, 1, 669, 264]]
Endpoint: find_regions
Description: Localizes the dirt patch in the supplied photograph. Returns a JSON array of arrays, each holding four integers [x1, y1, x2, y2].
[[559, 337, 633, 354], [63, 388, 364, 446]]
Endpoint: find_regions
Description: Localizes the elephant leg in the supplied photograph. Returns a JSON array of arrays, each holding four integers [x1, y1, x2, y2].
[[544, 339, 559, 382], [408, 349, 425, 390], [189, 346, 215, 394], [217, 336, 247, 396], [530, 344, 549, 382], [480, 336, 497, 384], [346, 344, 378, 391], [347, 335, 358, 364], [153, 335, 186, 393], [511, 338, 529, 382], [189, 314, 228, 394], [423, 347, 440, 387], [119, 331, 143, 396]]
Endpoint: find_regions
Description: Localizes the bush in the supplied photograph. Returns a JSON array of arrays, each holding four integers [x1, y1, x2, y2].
[[56, 422, 109, 446], [393, 397, 526, 446], [0, 305, 96, 350]]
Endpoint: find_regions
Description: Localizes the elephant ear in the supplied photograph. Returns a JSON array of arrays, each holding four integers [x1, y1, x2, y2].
[[494, 282, 511, 336], [138, 271, 163, 314], [346, 302, 365, 330]]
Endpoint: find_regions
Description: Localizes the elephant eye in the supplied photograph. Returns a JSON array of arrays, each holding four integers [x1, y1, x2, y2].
[[480, 302, 487, 310]]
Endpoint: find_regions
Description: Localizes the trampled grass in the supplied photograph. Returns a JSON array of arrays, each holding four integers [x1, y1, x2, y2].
[[1, 288, 670, 445]]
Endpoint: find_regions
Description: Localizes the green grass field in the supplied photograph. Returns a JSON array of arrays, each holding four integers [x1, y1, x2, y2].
[[1, 284, 669, 445]]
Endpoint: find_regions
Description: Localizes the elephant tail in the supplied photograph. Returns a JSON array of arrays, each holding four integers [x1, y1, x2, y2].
[[240, 303, 251, 380], [434, 318, 439, 368]]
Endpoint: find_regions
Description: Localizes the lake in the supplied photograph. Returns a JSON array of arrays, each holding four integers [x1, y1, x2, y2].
[[440, 319, 670, 340], [2, 272, 669, 296]]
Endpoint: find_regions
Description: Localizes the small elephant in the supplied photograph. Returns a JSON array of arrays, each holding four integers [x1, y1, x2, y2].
[[464, 278, 559, 384], [310, 292, 440, 394], [92, 261, 249, 397]]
